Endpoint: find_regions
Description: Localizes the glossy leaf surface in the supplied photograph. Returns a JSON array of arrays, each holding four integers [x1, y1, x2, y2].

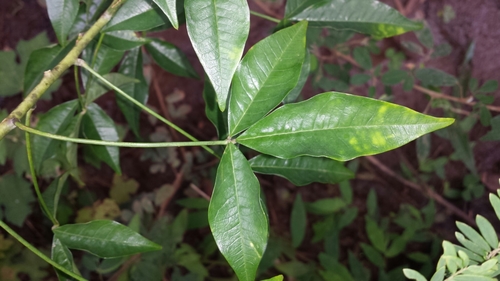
[[208, 143, 268, 281], [53, 220, 162, 258], [290, 0, 422, 38], [185, 0, 249, 111], [283, 50, 311, 104], [46, 0, 79, 45], [203, 78, 228, 139], [82, 103, 121, 174], [249, 154, 354, 186], [32, 100, 79, 172], [116, 47, 149, 137], [238, 92, 454, 161], [51, 236, 81, 280], [153, 0, 178, 29], [229, 21, 307, 135], [102, 31, 151, 51], [103, 0, 166, 32], [145, 39, 198, 78]]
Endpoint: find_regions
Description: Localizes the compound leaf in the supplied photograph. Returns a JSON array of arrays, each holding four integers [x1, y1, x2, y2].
[[249, 154, 353, 186], [82, 103, 121, 174], [185, 0, 249, 111], [46, 0, 79, 45], [476, 215, 498, 249], [0, 175, 35, 226], [415, 68, 458, 87], [53, 220, 161, 258], [203, 78, 228, 139], [51, 236, 81, 280], [153, 0, 179, 29], [85, 73, 138, 105], [208, 143, 268, 281], [32, 100, 79, 173], [103, 0, 166, 32], [237, 92, 454, 161], [290, 0, 422, 38], [145, 39, 198, 78], [229, 21, 307, 135]]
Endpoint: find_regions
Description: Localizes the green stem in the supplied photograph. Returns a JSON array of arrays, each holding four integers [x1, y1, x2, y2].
[[90, 33, 105, 68], [0, 0, 127, 141], [0, 220, 88, 281], [24, 109, 58, 226], [75, 59, 220, 158], [16, 122, 229, 148], [250, 10, 281, 23], [74, 65, 84, 109]]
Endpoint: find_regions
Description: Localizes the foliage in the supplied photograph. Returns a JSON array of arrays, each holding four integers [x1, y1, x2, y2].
[[0, 0, 498, 281]]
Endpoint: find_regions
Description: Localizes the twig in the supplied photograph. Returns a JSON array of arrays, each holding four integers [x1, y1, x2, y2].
[[108, 254, 141, 281], [190, 183, 211, 200], [0, 0, 126, 140], [365, 156, 476, 226]]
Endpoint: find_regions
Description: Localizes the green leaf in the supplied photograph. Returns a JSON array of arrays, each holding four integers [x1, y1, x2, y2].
[[208, 143, 268, 281], [477, 80, 498, 93], [353, 47, 372, 70], [284, 0, 316, 19], [306, 198, 346, 215], [116, 47, 149, 137], [42, 173, 69, 221], [32, 100, 79, 172], [350, 73, 371, 86], [145, 39, 198, 78], [228, 21, 307, 135], [261, 275, 284, 281], [53, 220, 162, 258], [290, 0, 422, 38], [249, 154, 354, 186], [481, 116, 500, 141], [437, 124, 476, 174], [237, 92, 454, 161], [415, 23, 434, 49], [102, 31, 151, 51], [82, 103, 121, 174], [176, 198, 209, 209], [456, 222, 491, 252], [415, 68, 458, 87], [476, 215, 498, 251], [381, 69, 408, 86], [455, 232, 487, 256], [365, 217, 387, 253], [290, 194, 306, 248], [431, 43, 452, 58], [85, 73, 138, 105], [0, 175, 35, 226], [452, 276, 496, 281], [51, 236, 81, 280], [153, 0, 179, 29], [46, 0, 79, 45], [429, 267, 445, 281], [185, 0, 250, 111], [103, 0, 167, 32], [283, 50, 311, 104], [24, 40, 74, 95], [403, 269, 427, 281], [0, 51, 24, 96], [203, 78, 228, 139], [360, 243, 385, 268]]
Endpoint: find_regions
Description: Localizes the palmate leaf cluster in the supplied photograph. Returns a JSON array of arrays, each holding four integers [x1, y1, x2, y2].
[[405, 191, 500, 281]]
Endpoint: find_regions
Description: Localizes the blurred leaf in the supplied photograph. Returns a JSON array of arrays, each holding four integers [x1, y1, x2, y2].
[[366, 189, 378, 219], [146, 39, 198, 78], [185, 0, 249, 111], [116, 47, 149, 137], [290, 0, 422, 38], [208, 144, 268, 281], [261, 275, 284, 281], [237, 92, 454, 161], [477, 80, 498, 93], [402, 41, 424, 55], [437, 124, 476, 174], [385, 236, 407, 258], [275, 260, 311, 278], [353, 47, 372, 70], [103, 0, 167, 32], [153, 0, 178, 29], [82, 103, 121, 174], [110, 174, 139, 204], [203, 78, 228, 139], [350, 73, 371, 86], [306, 198, 346, 215], [102, 31, 151, 51], [32, 100, 79, 172], [415, 23, 434, 49], [403, 269, 427, 281], [415, 68, 458, 87], [481, 116, 500, 141], [360, 243, 385, 268], [54, 220, 162, 258], [283, 50, 311, 104], [284, 0, 316, 18], [349, 251, 371, 281], [46, 0, 79, 45], [431, 43, 452, 58], [176, 198, 209, 209], [381, 69, 408, 86], [0, 175, 35, 226], [366, 217, 387, 253], [249, 154, 354, 186], [290, 194, 307, 248]]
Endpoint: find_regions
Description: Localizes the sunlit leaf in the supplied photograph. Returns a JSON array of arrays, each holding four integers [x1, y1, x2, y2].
[[208, 143, 268, 281], [229, 21, 307, 135], [46, 0, 79, 45], [185, 0, 249, 111], [290, 0, 422, 38], [249, 154, 353, 186], [82, 103, 121, 174], [238, 92, 454, 161], [53, 220, 162, 258]]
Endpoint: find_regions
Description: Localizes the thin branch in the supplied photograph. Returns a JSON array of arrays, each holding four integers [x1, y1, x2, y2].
[[365, 156, 476, 226], [0, 0, 127, 140], [190, 183, 211, 201], [157, 170, 185, 218]]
